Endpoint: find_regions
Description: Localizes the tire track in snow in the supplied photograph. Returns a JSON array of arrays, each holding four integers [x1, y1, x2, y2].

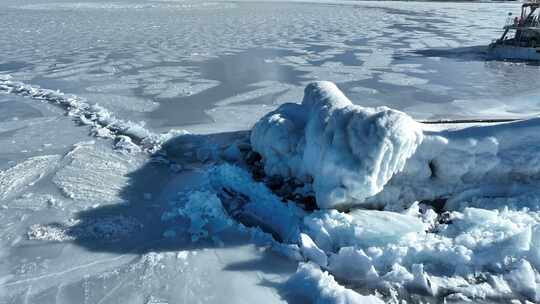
[[0, 74, 184, 153]]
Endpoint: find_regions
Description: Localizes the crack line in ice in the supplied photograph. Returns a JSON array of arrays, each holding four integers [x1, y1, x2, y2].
[[0, 74, 184, 153]]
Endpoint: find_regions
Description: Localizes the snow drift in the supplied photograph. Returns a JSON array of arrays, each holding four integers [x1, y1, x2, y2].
[[251, 81, 423, 209]]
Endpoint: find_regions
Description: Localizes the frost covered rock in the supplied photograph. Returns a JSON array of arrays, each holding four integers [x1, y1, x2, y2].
[[251, 81, 423, 208]]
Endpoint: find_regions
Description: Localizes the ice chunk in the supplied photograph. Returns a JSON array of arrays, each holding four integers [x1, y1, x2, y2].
[[408, 264, 437, 296], [381, 264, 414, 284], [285, 262, 384, 304], [506, 260, 537, 301], [328, 247, 379, 283], [252, 82, 540, 211], [370, 117, 540, 209], [300, 233, 328, 267], [114, 135, 142, 154], [304, 209, 425, 250], [251, 81, 423, 209], [209, 164, 304, 243]]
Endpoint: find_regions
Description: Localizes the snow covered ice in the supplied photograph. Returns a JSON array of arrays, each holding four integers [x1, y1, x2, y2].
[[4, 0, 540, 303]]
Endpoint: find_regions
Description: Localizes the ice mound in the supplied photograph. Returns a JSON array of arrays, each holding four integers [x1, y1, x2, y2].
[[251, 81, 423, 208], [369, 117, 540, 209], [251, 81, 540, 210]]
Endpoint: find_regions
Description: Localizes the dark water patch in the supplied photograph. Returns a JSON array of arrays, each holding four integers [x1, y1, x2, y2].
[[405, 16, 453, 25], [230, 89, 290, 107], [339, 76, 454, 109], [309, 49, 364, 66], [363, 6, 428, 18], [0, 61, 33, 72], [305, 44, 334, 53], [344, 37, 371, 47], [146, 48, 310, 128], [410, 46, 488, 60]]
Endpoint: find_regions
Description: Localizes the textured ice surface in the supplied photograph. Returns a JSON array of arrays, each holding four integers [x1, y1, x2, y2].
[[0, 155, 60, 201]]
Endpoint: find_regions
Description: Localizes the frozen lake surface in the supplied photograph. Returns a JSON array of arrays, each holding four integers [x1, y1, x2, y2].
[[2, 0, 540, 303], [2, 0, 540, 133]]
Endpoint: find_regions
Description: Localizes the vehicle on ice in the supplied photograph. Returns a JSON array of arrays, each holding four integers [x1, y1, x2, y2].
[[488, 0, 540, 61]]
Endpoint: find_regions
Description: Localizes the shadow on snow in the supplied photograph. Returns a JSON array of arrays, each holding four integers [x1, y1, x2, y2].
[[44, 130, 298, 280]]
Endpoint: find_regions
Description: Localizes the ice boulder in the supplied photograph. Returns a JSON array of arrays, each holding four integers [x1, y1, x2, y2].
[[251, 81, 423, 208]]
